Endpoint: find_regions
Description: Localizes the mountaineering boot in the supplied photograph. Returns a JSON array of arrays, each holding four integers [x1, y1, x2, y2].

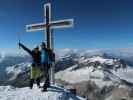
[[41, 76, 50, 92], [41, 87, 47, 92], [36, 78, 41, 88], [46, 77, 50, 87], [41, 82, 48, 92], [30, 79, 34, 89]]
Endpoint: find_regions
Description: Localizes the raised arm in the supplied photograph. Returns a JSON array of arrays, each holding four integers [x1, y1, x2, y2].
[[18, 42, 32, 55]]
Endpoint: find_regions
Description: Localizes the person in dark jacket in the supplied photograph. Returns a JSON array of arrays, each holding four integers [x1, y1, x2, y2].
[[18, 42, 42, 89], [40, 42, 55, 92]]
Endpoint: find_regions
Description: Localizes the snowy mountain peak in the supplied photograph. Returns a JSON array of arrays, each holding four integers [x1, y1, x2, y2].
[[78, 56, 114, 64], [56, 55, 133, 88], [6, 62, 31, 81]]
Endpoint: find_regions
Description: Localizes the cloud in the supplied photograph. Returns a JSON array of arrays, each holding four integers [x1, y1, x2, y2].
[[0, 48, 27, 57]]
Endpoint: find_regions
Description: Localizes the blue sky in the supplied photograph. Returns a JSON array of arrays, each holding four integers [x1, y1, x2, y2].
[[0, 0, 133, 50]]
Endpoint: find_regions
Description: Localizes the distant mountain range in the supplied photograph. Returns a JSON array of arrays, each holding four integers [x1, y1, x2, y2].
[[0, 49, 132, 86], [1, 49, 133, 99]]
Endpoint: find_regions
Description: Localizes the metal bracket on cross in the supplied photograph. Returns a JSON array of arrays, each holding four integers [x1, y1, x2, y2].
[[25, 3, 74, 84]]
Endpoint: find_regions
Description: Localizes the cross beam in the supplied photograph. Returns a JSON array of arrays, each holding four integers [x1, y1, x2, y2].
[[26, 19, 73, 32], [26, 3, 74, 84]]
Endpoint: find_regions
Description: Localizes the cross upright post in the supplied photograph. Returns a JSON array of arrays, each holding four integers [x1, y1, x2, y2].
[[45, 3, 51, 49], [45, 3, 54, 84]]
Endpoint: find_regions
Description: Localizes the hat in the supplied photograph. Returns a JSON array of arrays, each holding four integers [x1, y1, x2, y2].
[[41, 42, 46, 47], [34, 46, 39, 50]]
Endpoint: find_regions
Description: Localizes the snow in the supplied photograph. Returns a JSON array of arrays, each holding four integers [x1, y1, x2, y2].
[[56, 56, 115, 84], [78, 56, 114, 66], [56, 65, 106, 85], [89, 56, 114, 64], [55, 66, 113, 88], [6, 63, 31, 80], [55, 56, 133, 88], [91, 79, 113, 88], [113, 67, 133, 83], [77, 49, 103, 57], [56, 67, 133, 89], [2, 49, 133, 100], [55, 48, 74, 60], [56, 67, 91, 83], [0, 85, 85, 100]]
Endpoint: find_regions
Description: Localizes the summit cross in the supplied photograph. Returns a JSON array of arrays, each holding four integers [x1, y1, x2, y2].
[[26, 3, 74, 84]]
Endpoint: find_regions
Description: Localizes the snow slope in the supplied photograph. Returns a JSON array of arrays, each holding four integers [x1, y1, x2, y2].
[[6, 62, 31, 80], [113, 67, 133, 83], [56, 56, 133, 88], [55, 66, 114, 88], [0, 85, 85, 100]]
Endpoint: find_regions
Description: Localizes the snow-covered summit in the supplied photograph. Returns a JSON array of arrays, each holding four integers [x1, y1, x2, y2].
[[0, 85, 85, 100]]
